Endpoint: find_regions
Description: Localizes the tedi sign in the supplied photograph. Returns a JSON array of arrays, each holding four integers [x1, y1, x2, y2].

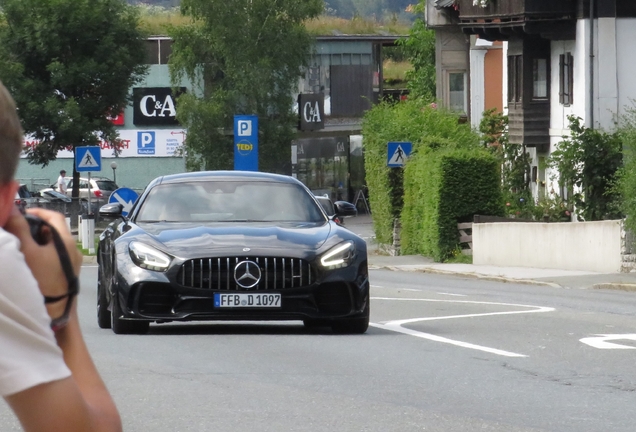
[[298, 93, 324, 131], [133, 87, 186, 126]]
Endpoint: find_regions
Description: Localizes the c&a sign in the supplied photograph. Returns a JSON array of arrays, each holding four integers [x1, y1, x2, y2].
[[133, 87, 186, 126], [298, 93, 324, 131]]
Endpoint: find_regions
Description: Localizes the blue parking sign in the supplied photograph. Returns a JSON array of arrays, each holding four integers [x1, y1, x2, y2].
[[137, 131, 156, 155], [234, 115, 258, 171]]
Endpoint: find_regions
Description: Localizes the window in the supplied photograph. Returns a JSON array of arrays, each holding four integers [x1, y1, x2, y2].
[[533, 58, 548, 99], [448, 72, 466, 113], [559, 53, 573, 106], [144, 39, 173, 65], [507, 55, 522, 103]]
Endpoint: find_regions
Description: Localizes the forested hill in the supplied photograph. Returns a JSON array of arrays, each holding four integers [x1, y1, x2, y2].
[[126, 0, 416, 20]]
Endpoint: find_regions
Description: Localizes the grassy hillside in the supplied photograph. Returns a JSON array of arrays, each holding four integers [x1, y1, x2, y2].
[[137, 5, 411, 36]]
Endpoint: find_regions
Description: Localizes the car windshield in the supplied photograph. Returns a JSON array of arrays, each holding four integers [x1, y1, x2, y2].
[[43, 190, 70, 200], [135, 180, 327, 223], [96, 180, 118, 191]]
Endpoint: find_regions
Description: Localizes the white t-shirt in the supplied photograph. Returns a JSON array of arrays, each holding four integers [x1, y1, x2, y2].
[[0, 228, 71, 397], [57, 175, 67, 195]]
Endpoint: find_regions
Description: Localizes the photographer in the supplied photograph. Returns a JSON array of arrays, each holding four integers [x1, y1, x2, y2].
[[0, 81, 122, 431]]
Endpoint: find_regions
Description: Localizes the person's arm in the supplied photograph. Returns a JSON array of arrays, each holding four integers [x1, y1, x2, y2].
[[4, 208, 122, 432]]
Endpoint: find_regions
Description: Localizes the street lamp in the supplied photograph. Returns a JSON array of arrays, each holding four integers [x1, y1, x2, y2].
[[111, 162, 118, 184]]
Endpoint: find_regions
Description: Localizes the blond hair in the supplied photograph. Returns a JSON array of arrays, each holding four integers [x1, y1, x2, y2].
[[0, 81, 23, 184]]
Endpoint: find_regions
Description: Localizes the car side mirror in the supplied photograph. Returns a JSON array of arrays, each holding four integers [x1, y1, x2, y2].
[[334, 201, 357, 218], [99, 203, 124, 220]]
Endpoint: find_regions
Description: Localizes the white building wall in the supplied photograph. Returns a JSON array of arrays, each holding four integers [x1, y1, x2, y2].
[[616, 18, 636, 127], [549, 39, 580, 139], [502, 41, 508, 116], [469, 48, 486, 129], [596, 18, 619, 130]]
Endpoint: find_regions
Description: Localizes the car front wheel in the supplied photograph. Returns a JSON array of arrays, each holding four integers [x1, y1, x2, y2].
[[111, 295, 149, 335], [96, 266, 111, 329], [331, 301, 369, 334]]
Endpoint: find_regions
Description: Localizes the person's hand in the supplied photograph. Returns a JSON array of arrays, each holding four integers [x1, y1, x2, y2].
[[4, 207, 82, 322]]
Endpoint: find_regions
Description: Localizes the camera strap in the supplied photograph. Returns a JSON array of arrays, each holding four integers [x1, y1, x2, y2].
[[42, 223, 80, 331]]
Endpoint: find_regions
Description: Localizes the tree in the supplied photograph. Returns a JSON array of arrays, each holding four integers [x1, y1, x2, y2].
[[398, 1, 435, 100], [0, 0, 148, 196], [479, 108, 532, 218], [168, 0, 323, 173]]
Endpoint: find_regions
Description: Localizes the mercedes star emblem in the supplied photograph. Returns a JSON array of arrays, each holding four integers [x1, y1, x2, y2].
[[234, 260, 262, 289]]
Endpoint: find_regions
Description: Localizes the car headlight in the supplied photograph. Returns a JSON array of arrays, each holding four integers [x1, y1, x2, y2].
[[320, 241, 355, 269], [129, 242, 172, 272]]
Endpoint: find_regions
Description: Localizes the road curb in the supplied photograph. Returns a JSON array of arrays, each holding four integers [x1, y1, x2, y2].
[[83, 256, 97, 264], [593, 283, 636, 292], [369, 264, 562, 288]]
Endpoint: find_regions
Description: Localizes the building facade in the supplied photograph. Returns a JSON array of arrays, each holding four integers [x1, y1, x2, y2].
[[17, 35, 401, 204], [429, 0, 636, 201]]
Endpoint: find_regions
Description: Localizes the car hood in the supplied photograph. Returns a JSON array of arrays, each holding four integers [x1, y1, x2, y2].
[[133, 221, 333, 255]]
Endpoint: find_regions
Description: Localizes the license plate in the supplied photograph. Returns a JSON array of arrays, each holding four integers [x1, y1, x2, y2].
[[214, 293, 281, 308]]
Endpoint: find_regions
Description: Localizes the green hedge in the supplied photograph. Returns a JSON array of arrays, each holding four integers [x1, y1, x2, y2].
[[401, 148, 504, 261], [362, 100, 480, 244]]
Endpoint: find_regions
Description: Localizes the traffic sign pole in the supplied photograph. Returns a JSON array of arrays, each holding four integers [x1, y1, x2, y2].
[[88, 172, 92, 215]]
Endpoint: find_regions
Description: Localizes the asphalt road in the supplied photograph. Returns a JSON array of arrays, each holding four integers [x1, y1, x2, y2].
[[1, 265, 635, 431]]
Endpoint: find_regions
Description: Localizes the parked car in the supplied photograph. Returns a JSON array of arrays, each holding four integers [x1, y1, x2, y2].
[[48, 176, 118, 201], [314, 194, 358, 225], [67, 177, 118, 201], [39, 189, 71, 203], [38, 189, 98, 214], [97, 171, 370, 335], [15, 184, 50, 210]]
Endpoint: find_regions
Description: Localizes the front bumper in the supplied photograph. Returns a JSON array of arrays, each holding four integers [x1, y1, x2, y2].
[[115, 259, 369, 323]]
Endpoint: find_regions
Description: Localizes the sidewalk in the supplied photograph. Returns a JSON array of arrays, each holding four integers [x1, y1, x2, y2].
[[345, 214, 636, 291]]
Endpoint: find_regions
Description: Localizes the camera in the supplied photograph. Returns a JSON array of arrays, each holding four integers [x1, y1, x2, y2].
[[25, 214, 50, 246]]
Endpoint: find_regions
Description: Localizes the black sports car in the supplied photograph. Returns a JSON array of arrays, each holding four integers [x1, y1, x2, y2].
[[97, 171, 369, 335]]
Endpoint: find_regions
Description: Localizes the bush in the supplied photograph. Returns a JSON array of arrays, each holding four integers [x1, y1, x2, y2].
[[362, 99, 480, 244], [401, 147, 504, 261], [548, 116, 623, 221]]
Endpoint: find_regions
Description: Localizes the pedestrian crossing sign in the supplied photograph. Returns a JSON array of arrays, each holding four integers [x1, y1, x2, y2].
[[75, 146, 102, 172], [387, 142, 412, 167]]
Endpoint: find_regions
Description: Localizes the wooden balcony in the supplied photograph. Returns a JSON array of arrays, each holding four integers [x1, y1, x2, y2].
[[455, 0, 577, 40]]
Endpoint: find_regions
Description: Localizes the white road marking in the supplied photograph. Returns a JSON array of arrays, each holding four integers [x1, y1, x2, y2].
[[437, 292, 467, 297], [580, 334, 636, 349], [370, 297, 555, 357], [370, 323, 526, 357], [370, 285, 385, 289], [402, 289, 419, 292]]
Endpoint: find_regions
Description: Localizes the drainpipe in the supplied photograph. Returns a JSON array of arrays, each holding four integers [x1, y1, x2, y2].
[[589, 0, 595, 129]]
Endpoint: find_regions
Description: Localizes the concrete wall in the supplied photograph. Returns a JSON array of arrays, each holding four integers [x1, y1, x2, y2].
[[473, 220, 622, 273]]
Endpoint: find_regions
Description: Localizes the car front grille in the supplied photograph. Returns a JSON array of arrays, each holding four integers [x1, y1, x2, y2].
[[178, 256, 314, 290]]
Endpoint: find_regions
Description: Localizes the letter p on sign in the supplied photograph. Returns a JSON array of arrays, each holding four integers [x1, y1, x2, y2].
[[140, 132, 154, 147], [238, 120, 252, 137]]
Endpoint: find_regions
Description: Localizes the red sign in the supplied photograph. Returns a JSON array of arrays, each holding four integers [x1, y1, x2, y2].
[[108, 111, 125, 126]]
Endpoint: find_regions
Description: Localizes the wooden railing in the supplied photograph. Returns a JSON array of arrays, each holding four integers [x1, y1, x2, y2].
[[457, 222, 473, 256], [456, 0, 576, 21]]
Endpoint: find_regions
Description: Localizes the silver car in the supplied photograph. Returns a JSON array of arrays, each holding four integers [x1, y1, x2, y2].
[[66, 177, 118, 201]]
